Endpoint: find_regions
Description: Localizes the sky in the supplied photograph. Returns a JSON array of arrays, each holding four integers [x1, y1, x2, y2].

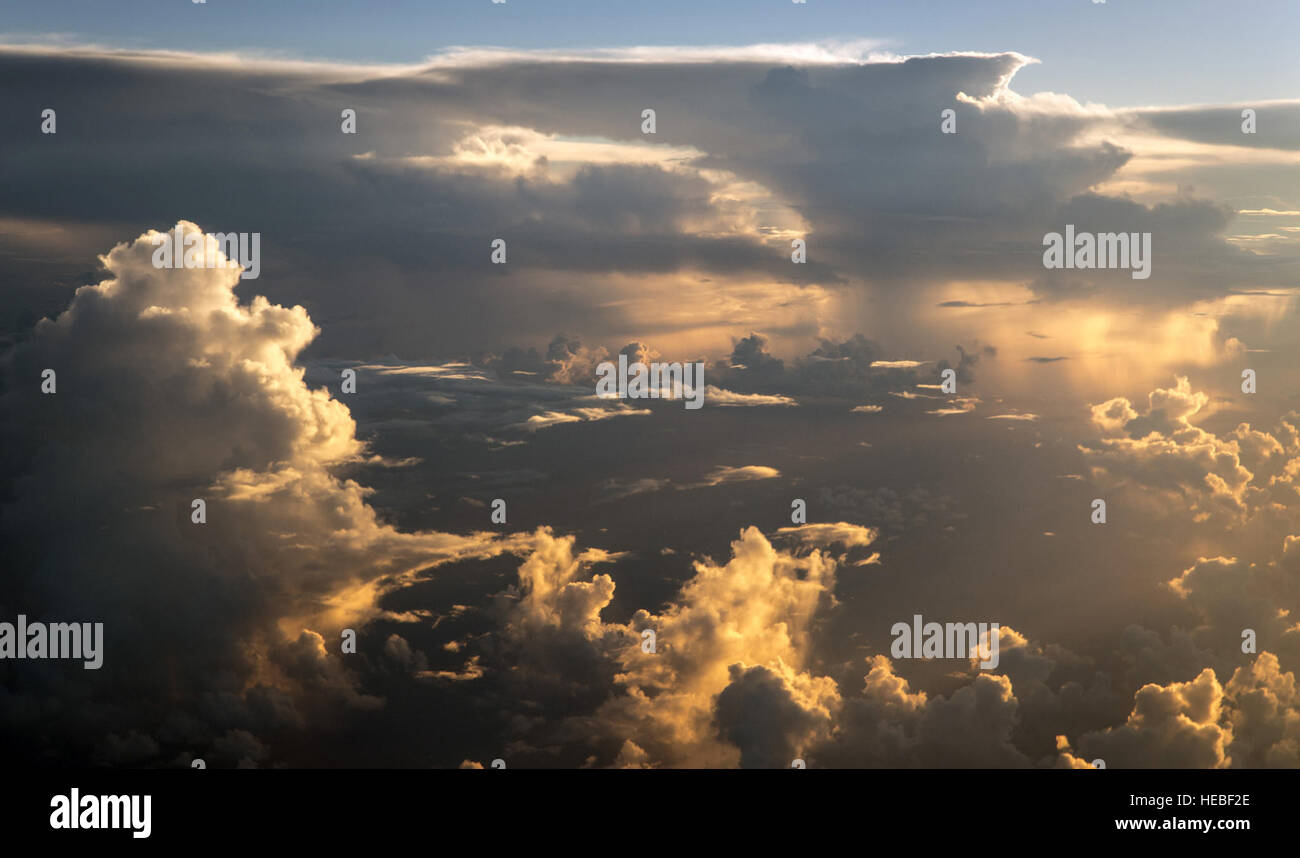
[[6, 0, 1300, 105], [2, 2, 1300, 769]]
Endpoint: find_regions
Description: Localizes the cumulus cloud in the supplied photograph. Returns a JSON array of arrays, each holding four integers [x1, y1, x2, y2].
[[709, 333, 984, 401], [460, 524, 864, 767], [599, 526, 847, 766], [0, 222, 528, 765], [1081, 376, 1300, 525], [448, 527, 1220, 769], [809, 654, 1029, 768], [1223, 653, 1300, 767], [1077, 669, 1232, 768]]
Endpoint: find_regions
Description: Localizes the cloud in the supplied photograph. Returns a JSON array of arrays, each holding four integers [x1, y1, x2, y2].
[[1077, 669, 1231, 768], [815, 484, 956, 534], [809, 654, 1030, 768], [710, 333, 979, 400], [926, 397, 980, 416], [704, 386, 797, 407], [475, 524, 858, 766], [713, 663, 838, 768], [938, 300, 1036, 308], [599, 477, 672, 500], [1223, 653, 1300, 767], [600, 526, 849, 766], [695, 465, 782, 487], [0, 222, 527, 764], [4, 43, 1272, 373], [513, 405, 651, 431], [1081, 376, 1298, 525], [773, 522, 879, 552], [4, 41, 1300, 772]]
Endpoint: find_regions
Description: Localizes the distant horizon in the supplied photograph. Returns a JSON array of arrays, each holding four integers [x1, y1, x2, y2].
[[6, 0, 1300, 106]]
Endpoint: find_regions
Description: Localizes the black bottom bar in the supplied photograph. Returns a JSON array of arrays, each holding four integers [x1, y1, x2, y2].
[[6, 769, 1281, 845]]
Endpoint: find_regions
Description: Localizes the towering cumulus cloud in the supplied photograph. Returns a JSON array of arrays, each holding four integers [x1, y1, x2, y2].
[[482, 524, 869, 768], [0, 222, 521, 766]]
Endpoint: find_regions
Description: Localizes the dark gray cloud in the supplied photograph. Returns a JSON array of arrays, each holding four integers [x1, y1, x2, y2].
[[2, 46, 1291, 366]]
